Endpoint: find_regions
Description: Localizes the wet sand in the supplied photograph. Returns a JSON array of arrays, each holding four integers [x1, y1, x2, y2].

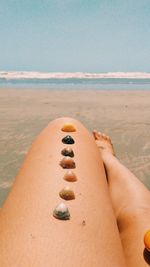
[[0, 88, 150, 206]]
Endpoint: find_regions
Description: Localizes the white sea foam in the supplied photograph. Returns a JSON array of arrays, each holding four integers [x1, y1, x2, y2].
[[0, 71, 150, 80]]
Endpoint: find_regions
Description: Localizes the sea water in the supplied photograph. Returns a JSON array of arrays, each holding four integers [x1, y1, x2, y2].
[[0, 71, 150, 90], [0, 78, 150, 90]]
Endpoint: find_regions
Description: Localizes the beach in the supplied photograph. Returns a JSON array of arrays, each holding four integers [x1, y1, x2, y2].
[[0, 88, 150, 207]]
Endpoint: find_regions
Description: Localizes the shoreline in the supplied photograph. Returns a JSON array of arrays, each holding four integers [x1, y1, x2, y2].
[[1, 85, 150, 90]]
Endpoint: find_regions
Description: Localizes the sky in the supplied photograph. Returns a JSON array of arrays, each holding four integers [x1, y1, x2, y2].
[[0, 0, 150, 72]]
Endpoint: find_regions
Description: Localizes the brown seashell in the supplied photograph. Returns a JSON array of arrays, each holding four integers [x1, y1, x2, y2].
[[61, 147, 74, 158], [53, 203, 70, 220], [63, 170, 77, 182], [61, 123, 76, 132], [59, 186, 75, 200], [60, 157, 76, 169]]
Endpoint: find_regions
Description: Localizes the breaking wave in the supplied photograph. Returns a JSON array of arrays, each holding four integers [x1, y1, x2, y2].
[[0, 71, 150, 80]]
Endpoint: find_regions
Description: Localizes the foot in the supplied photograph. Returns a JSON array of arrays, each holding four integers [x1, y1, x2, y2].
[[93, 130, 115, 155], [93, 130, 116, 168]]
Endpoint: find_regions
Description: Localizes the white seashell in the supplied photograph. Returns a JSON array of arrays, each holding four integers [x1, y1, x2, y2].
[[53, 203, 70, 220]]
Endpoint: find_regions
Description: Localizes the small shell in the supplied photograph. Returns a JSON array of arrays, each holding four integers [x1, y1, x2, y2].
[[63, 170, 77, 182], [61, 147, 74, 158], [62, 135, 75, 144], [60, 157, 76, 169], [144, 230, 150, 251], [53, 203, 70, 220], [61, 123, 76, 132], [59, 186, 75, 200]]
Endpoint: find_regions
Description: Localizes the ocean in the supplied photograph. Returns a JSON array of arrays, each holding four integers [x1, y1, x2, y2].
[[0, 71, 150, 90]]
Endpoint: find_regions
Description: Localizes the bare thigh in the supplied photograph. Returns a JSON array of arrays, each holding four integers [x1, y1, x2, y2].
[[0, 118, 126, 267]]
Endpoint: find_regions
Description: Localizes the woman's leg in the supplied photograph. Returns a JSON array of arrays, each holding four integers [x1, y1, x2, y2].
[[93, 130, 150, 267], [0, 118, 126, 267]]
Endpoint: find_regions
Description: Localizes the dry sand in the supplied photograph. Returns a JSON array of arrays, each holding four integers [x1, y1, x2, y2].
[[0, 88, 150, 207]]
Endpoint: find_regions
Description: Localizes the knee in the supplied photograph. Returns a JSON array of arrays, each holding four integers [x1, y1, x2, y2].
[[48, 117, 84, 132], [117, 205, 150, 233], [49, 117, 80, 126]]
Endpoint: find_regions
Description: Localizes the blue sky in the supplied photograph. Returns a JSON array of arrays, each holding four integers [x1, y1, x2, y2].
[[0, 0, 150, 72]]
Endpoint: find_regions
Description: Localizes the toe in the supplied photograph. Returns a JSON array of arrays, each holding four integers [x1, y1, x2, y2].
[[106, 135, 111, 141], [102, 134, 107, 140], [93, 130, 104, 140], [93, 130, 113, 145], [92, 130, 99, 140], [98, 131, 103, 137]]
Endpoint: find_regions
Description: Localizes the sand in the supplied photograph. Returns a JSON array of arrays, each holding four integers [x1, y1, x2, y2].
[[0, 88, 150, 207]]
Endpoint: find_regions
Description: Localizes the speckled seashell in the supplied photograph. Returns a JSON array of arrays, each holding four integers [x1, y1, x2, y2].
[[59, 186, 75, 200], [60, 157, 76, 169], [61, 147, 74, 158], [62, 135, 75, 144], [144, 230, 150, 251], [61, 123, 76, 132], [53, 203, 70, 220], [63, 170, 77, 182]]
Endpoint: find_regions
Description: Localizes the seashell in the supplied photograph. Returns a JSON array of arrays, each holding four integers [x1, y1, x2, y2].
[[59, 186, 75, 200], [63, 170, 77, 182], [53, 203, 70, 220], [144, 230, 150, 251], [60, 157, 76, 169], [62, 135, 75, 144], [61, 123, 76, 132], [61, 147, 74, 158]]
